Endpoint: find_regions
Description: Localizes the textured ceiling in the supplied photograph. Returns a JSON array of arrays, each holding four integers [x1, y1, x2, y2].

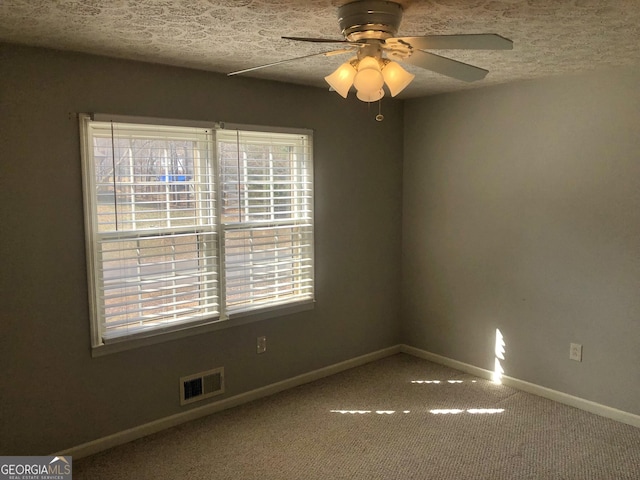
[[1, 0, 640, 98]]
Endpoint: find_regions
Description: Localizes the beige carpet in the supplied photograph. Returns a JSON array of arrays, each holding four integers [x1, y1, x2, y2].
[[74, 354, 640, 479]]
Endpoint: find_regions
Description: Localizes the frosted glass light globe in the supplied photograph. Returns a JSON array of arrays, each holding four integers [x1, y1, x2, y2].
[[324, 60, 357, 98], [353, 56, 384, 96], [381, 61, 415, 97]]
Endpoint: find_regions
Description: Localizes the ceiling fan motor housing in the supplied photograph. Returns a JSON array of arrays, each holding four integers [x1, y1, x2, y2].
[[339, 0, 403, 41]]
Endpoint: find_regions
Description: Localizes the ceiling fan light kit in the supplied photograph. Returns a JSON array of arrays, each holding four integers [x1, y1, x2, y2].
[[326, 55, 415, 101], [228, 0, 513, 105]]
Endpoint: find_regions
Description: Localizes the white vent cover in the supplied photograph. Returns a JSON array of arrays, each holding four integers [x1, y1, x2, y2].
[[180, 367, 224, 406]]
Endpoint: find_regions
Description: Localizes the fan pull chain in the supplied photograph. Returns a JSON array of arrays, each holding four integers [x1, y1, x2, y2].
[[375, 99, 384, 122]]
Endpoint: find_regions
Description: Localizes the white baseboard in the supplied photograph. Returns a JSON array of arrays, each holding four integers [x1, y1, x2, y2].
[[59, 343, 638, 459], [400, 344, 640, 429], [59, 345, 401, 459]]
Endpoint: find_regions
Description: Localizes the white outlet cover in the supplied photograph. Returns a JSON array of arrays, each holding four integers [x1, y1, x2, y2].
[[257, 336, 267, 353], [569, 343, 582, 362]]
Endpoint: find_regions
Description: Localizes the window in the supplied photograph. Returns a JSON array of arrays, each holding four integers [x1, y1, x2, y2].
[[80, 115, 314, 350]]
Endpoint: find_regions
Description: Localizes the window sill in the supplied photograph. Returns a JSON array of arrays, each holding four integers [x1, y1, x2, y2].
[[90, 299, 315, 358]]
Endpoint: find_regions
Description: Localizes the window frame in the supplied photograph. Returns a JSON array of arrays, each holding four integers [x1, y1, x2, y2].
[[80, 114, 315, 356]]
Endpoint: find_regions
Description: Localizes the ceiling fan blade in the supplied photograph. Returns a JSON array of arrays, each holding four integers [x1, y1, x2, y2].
[[228, 49, 353, 76], [396, 34, 513, 51], [282, 36, 351, 44], [400, 50, 488, 82]]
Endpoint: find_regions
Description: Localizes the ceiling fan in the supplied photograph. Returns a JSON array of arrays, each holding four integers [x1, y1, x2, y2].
[[228, 0, 513, 102]]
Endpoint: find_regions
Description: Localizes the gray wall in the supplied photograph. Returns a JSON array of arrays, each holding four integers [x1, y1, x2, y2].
[[3, 40, 638, 456], [402, 69, 640, 415], [0, 44, 403, 454]]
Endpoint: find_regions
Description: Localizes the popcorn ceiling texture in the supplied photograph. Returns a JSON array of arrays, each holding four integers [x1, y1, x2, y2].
[[1, 0, 639, 97]]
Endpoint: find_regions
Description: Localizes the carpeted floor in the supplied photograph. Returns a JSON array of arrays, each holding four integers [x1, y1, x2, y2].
[[74, 354, 640, 479]]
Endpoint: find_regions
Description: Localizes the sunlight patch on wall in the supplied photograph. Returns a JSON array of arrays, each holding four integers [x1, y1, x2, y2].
[[493, 328, 506, 384]]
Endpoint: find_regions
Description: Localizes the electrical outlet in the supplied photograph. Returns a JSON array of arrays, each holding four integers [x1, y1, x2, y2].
[[257, 336, 267, 354], [569, 343, 582, 362]]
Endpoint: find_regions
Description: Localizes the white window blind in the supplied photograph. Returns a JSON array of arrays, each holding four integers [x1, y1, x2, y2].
[[80, 115, 314, 349], [81, 117, 219, 345], [217, 129, 314, 314]]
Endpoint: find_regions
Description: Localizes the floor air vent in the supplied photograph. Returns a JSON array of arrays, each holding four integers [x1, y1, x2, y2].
[[180, 367, 224, 406]]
